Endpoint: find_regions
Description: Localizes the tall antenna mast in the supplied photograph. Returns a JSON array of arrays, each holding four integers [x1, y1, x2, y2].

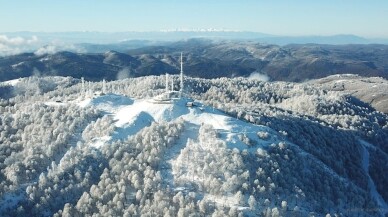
[[102, 79, 106, 94], [180, 52, 184, 98], [88, 81, 92, 97], [171, 77, 174, 92], [165, 73, 169, 93], [81, 77, 85, 96]]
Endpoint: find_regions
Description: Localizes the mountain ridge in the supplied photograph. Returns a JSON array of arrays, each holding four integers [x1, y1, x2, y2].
[[1, 40, 388, 83], [3, 31, 387, 44]]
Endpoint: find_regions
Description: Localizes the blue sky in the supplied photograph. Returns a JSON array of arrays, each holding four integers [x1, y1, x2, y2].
[[1, 0, 388, 37]]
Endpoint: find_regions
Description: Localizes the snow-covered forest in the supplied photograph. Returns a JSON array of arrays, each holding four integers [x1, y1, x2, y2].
[[0, 75, 387, 216]]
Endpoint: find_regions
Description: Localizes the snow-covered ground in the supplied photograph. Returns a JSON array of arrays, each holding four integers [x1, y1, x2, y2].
[[79, 94, 279, 150], [51, 92, 386, 216], [309, 74, 388, 113], [2, 75, 387, 216], [78, 93, 133, 112], [1, 78, 21, 86], [76, 93, 283, 210]]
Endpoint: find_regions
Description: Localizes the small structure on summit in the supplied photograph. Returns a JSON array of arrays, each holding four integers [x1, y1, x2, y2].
[[93, 79, 107, 97], [151, 52, 186, 104], [186, 101, 195, 107], [80, 77, 109, 99]]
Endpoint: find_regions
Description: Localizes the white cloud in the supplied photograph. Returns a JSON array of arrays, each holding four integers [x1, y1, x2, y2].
[[34, 45, 58, 56], [0, 35, 23, 45], [0, 35, 39, 56], [248, 71, 270, 82], [27, 35, 38, 44], [34, 43, 85, 56], [0, 35, 38, 46], [0, 35, 84, 56]]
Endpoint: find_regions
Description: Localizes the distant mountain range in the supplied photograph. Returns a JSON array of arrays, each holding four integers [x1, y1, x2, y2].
[[3, 31, 388, 45], [1, 39, 388, 82]]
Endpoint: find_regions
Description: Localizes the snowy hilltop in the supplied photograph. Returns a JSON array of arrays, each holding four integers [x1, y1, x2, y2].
[[0, 75, 387, 216]]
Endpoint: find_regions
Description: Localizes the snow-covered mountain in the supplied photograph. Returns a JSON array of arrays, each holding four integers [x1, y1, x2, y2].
[[0, 76, 387, 216], [308, 74, 388, 114], [2, 40, 388, 83]]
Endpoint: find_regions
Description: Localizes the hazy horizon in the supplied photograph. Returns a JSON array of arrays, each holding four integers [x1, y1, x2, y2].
[[1, 30, 387, 39], [2, 0, 388, 56], [1, 0, 388, 38]]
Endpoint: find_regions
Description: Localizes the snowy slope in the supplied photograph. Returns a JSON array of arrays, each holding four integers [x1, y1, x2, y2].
[[309, 74, 388, 113], [79, 94, 279, 150], [73, 93, 386, 216], [1, 75, 388, 217], [77, 94, 287, 211], [1, 78, 21, 86]]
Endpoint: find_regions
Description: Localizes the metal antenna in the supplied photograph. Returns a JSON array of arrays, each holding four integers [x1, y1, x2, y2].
[[171, 77, 174, 92], [180, 52, 184, 98], [81, 77, 85, 95], [102, 79, 106, 94], [165, 73, 169, 93], [88, 81, 92, 97]]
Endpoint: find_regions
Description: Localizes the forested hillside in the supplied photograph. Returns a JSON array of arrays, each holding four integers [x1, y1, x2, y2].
[[309, 74, 388, 114], [0, 76, 387, 216], [1, 40, 388, 82]]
